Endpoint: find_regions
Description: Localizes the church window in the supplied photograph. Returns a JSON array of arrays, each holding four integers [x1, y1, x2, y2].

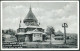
[[36, 34, 40, 37]]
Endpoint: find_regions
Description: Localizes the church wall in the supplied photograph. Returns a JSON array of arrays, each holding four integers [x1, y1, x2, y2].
[[24, 20, 38, 26], [32, 33, 42, 41]]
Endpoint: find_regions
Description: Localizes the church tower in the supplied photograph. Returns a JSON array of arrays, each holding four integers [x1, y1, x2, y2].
[[23, 6, 39, 26]]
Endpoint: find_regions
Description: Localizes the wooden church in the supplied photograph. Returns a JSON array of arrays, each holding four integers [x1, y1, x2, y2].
[[16, 6, 45, 42]]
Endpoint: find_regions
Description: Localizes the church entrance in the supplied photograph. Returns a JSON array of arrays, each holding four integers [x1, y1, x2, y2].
[[16, 35, 25, 42], [25, 34, 32, 42], [42, 35, 46, 41], [29, 34, 32, 42]]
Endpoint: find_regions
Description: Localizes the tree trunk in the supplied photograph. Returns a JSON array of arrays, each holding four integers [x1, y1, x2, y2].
[[50, 34, 52, 48]]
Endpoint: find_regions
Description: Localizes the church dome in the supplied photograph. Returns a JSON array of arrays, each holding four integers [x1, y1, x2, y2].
[[24, 7, 38, 23]]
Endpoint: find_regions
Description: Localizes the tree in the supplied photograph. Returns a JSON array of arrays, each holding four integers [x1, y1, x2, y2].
[[46, 26, 55, 48], [2, 29, 16, 35], [7, 29, 16, 35], [2, 36, 5, 42], [46, 26, 55, 35]]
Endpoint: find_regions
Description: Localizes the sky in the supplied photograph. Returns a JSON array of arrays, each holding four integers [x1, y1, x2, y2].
[[2, 1, 78, 33]]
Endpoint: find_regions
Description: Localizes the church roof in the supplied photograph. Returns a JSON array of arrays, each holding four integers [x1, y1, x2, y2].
[[17, 29, 43, 35], [19, 19, 41, 28], [26, 29, 43, 34], [24, 6, 38, 22], [17, 32, 26, 35], [20, 24, 41, 28], [55, 30, 63, 36], [33, 28, 40, 32], [20, 21, 42, 28], [30, 29, 43, 33]]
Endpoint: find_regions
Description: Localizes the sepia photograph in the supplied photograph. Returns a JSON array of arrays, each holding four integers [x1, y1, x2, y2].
[[1, 1, 79, 50]]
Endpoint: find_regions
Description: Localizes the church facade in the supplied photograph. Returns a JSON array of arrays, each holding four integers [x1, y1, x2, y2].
[[15, 7, 45, 42]]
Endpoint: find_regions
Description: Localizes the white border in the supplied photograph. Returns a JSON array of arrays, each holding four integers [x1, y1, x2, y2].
[[1, 1, 79, 50]]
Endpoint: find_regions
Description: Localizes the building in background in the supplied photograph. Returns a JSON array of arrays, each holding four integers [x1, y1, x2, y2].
[[54, 30, 64, 40]]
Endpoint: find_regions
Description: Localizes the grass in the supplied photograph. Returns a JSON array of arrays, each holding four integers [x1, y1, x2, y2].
[[2, 41, 77, 48], [21, 43, 77, 48], [2, 33, 77, 48]]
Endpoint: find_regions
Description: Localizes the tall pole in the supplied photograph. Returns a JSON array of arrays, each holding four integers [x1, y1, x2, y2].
[[62, 23, 68, 44], [50, 34, 51, 48], [64, 24, 66, 44]]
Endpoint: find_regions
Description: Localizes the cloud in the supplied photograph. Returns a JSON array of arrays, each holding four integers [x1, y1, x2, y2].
[[35, 2, 78, 33], [2, 2, 78, 33], [2, 5, 28, 30]]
